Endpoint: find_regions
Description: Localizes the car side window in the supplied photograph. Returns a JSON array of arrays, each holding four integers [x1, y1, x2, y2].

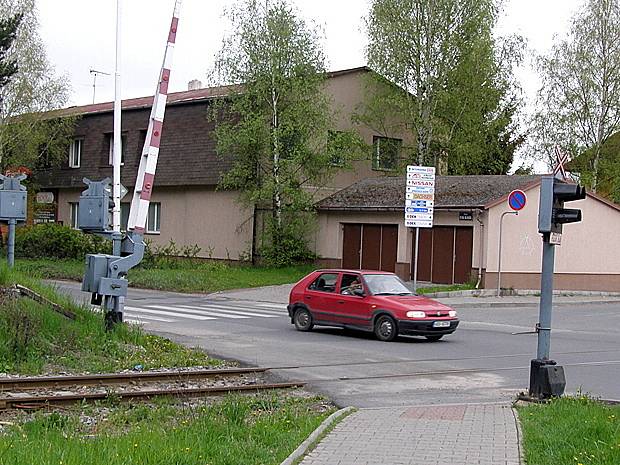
[[308, 273, 338, 293], [341, 274, 363, 295]]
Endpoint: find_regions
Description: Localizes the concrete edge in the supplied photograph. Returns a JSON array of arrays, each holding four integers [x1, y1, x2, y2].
[[510, 407, 525, 465], [424, 288, 620, 298], [280, 406, 356, 465]]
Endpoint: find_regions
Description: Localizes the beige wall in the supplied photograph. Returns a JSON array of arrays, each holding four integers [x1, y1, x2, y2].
[[57, 186, 253, 261], [486, 186, 620, 275], [308, 71, 415, 198]]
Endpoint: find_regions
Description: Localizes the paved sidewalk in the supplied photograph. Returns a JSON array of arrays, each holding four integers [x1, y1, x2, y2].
[[299, 403, 521, 465]]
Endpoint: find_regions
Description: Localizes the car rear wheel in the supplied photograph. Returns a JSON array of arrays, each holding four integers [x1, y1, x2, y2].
[[425, 335, 443, 341], [374, 315, 397, 342], [294, 308, 314, 331]]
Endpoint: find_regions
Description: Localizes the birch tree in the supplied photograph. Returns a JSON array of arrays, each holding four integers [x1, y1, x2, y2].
[[533, 0, 620, 192], [0, 0, 74, 174], [211, 0, 357, 264], [363, 0, 523, 173]]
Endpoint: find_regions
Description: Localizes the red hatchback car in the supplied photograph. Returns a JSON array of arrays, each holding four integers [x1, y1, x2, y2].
[[287, 269, 459, 342]]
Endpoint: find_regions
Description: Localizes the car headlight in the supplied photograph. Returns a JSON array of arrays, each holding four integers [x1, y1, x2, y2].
[[449, 310, 457, 317], [406, 311, 426, 318]]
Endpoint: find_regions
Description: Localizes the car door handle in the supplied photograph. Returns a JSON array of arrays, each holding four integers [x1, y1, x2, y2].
[[305, 296, 311, 299], [338, 300, 345, 304]]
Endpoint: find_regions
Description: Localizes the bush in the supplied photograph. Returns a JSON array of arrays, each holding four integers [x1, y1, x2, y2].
[[141, 239, 203, 269], [260, 228, 316, 267], [12, 224, 111, 260]]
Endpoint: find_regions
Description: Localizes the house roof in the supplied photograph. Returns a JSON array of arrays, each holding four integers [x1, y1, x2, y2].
[[48, 66, 372, 118], [316, 175, 541, 211]]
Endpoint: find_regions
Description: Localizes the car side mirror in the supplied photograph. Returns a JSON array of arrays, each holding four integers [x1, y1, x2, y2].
[[353, 288, 365, 297]]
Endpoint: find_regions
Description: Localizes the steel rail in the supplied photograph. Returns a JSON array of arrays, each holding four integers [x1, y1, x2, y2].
[[0, 382, 305, 410], [0, 367, 268, 391]]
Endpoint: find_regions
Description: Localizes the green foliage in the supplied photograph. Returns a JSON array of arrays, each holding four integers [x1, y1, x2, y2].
[[11, 223, 111, 260], [0, 0, 74, 173], [0, 394, 332, 465], [518, 395, 620, 465], [141, 238, 202, 269], [362, 0, 524, 173], [571, 131, 620, 203], [260, 215, 317, 267], [0, 265, 218, 374], [211, 0, 359, 265], [0, 12, 21, 88], [532, 0, 620, 191]]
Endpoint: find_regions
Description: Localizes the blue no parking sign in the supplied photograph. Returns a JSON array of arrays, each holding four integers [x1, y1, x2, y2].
[[508, 190, 527, 211]]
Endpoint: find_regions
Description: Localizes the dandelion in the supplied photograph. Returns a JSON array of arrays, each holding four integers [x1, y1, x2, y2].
[[134, 443, 138, 448]]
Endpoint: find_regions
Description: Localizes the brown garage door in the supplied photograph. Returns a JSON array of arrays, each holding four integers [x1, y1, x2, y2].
[[411, 226, 473, 284], [342, 224, 362, 269], [341, 224, 398, 272]]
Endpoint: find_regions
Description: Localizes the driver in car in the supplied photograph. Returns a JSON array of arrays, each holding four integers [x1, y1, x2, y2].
[[342, 277, 362, 295]]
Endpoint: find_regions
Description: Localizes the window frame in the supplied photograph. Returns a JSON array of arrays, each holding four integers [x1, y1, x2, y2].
[[307, 272, 339, 293], [68, 138, 83, 168], [108, 133, 126, 166], [372, 136, 401, 171], [69, 202, 79, 229], [146, 202, 161, 234]]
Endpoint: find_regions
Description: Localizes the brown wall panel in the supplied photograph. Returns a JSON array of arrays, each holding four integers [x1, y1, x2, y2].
[[454, 227, 474, 284], [412, 228, 433, 282], [431, 227, 454, 284], [342, 224, 362, 269], [361, 224, 381, 270], [380, 225, 398, 272]]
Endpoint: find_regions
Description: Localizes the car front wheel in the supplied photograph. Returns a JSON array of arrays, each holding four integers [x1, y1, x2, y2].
[[374, 315, 397, 342], [294, 308, 314, 331]]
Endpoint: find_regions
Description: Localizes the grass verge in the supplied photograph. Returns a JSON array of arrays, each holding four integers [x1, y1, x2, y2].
[[517, 396, 620, 465], [14, 259, 314, 294], [417, 283, 476, 294], [0, 393, 333, 465], [0, 265, 219, 374]]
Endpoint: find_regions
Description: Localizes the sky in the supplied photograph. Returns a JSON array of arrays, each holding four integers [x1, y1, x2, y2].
[[37, 0, 583, 107], [36, 0, 584, 169]]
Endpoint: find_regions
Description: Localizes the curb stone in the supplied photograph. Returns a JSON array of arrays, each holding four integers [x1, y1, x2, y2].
[[280, 406, 355, 465], [511, 407, 525, 465], [424, 288, 620, 298]]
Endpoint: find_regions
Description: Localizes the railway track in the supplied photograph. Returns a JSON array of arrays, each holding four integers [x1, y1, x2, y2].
[[0, 367, 304, 410]]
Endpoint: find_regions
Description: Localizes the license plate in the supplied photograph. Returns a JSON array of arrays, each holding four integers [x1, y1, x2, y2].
[[433, 321, 450, 328]]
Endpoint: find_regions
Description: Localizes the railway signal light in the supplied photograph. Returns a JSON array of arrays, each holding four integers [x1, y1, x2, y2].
[[538, 176, 586, 235]]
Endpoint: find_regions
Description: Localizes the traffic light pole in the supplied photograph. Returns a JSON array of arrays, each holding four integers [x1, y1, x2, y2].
[[536, 233, 555, 360]]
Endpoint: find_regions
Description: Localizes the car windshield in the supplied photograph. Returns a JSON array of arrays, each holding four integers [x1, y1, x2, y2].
[[364, 274, 413, 296]]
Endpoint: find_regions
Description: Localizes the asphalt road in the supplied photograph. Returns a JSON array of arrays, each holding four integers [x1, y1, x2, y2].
[[51, 281, 620, 408]]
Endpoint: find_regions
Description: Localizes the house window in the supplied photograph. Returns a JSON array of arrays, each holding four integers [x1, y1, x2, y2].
[[372, 136, 401, 171], [120, 202, 130, 231], [69, 202, 79, 229], [146, 202, 161, 234], [69, 139, 82, 168], [327, 130, 346, 166], [108, 134, 126, 165]]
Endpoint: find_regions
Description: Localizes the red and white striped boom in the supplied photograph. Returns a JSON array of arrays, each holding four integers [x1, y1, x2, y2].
[[127, 0, 181, 234]]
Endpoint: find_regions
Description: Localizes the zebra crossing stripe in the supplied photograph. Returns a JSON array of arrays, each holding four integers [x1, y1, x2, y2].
[[180, 304, 279, 318], [170, 305, 250, 319], [124, 306, 215, 321], [123, 312, 175, 323], [253, 302, 288, 310], [202, 302, 286, 314]]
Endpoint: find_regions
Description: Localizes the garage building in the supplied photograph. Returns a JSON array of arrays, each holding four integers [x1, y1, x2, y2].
[[314, 175, 620, 292]]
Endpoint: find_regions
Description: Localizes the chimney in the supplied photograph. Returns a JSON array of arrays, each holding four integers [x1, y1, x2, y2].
[[188, 79, 203, 91]]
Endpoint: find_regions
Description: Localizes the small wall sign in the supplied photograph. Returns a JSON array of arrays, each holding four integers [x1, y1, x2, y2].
[[459, 212, 473, 221]]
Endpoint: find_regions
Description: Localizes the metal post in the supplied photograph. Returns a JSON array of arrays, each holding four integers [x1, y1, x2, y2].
[[413, 227, 419, 293], [536, 234, 555, 359], [497, 211, 518, 296], [112, 0, 122, 258], [7, 218, 16, 268]]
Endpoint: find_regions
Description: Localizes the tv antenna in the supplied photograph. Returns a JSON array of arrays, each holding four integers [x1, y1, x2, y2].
[[89, 69, 111, 104]]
